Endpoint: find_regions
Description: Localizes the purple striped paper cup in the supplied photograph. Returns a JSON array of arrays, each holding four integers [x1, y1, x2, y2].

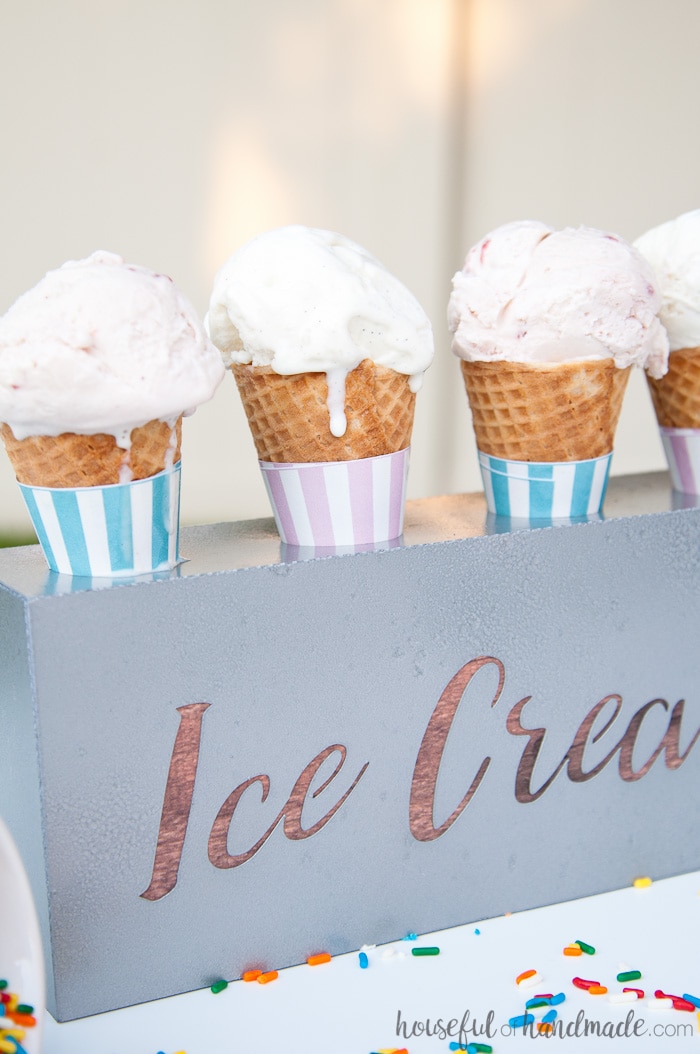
[[659, 427, 700, 495], [259, 448, 410, 547]]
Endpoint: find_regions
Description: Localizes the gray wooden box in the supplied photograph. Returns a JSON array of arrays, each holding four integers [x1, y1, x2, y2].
[[1, 472, 699, 1021]]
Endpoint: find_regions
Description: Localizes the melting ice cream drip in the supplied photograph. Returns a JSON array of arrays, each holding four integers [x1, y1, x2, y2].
[[115, 414, 180, 484], [116, 426, 134, 484], [325, 368, 348, 437], [324, 366, 423, 437], [163, 415, 180, 470]]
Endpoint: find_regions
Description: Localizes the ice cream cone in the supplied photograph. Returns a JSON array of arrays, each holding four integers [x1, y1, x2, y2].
[[208, 226, 433, 545], [449, 220, 666, 518], [634, 212, 700, 495], [645, 347, 700, 495], [0, 251, 223, 575], [231, 358, 415, 463], [460, 359, 631, 462], [1, 417, 184, 577], [0, 417, 182, 488], [646, 346, 700, 428], [229, 360, 415, 547]]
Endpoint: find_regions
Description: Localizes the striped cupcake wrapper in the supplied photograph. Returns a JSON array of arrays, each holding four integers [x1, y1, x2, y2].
[[478, 451, 612, 520], [19, 463, 181, 577], [659, 427, 700, 495], [259, 448, 409, 547]]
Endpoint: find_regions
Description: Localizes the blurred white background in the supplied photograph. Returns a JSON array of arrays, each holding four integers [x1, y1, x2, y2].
[[1, 0, 698, 533]]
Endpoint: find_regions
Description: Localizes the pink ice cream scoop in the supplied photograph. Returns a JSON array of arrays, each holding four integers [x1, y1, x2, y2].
[[448, 220, 669, 379]]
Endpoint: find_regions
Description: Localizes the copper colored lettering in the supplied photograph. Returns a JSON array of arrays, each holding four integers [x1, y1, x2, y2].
[[509, 694, 624, 802], [618, 698, 700, 781], [662, 700, 700, 768], [618, 698, 669, 781], [566, 695, 623, 782], [283, 745, 369, 839], [511, 689, 700, 801], [410, 656, 504, 841], [208, 744, 368, 868], [507, 696, 567, 804], [208, 774, 283, 868], [141, 702, 210, 902]]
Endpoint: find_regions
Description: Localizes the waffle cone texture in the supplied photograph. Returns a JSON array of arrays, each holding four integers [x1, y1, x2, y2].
[[460, 358, 630, 462], [646, 346, 700, 429], [0, 417, 182, 488], [231, 359, 415, 463]]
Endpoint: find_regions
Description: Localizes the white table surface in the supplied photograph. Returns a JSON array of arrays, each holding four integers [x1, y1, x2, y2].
[[42, 870, 700, 1053]]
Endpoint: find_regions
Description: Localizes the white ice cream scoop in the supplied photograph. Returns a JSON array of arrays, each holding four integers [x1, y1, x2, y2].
[[634, 209, 700, 351]]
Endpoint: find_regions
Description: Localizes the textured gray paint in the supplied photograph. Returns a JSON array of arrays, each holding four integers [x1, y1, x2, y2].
[[1, 472, 699, 1020]]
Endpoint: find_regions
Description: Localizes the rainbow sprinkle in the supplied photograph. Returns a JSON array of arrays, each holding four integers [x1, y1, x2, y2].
[[0, 977, 38, 1054]]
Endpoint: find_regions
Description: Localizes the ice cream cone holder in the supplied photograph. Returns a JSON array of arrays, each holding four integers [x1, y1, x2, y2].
[[1, 470, 699, 1022]]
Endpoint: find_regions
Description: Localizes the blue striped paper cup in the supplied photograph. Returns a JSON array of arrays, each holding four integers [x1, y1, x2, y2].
[[478, 451, 612, 519], [18, 463, 181, 577], [259, 448, 409, 547], [659, 427, 700, 495]]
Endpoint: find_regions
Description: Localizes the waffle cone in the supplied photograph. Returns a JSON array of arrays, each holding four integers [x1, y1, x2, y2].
[[460, 358, 630, 462], [230, 359, 415, 463], [646, 347, 700, 428], [0, 417, 182, 488]]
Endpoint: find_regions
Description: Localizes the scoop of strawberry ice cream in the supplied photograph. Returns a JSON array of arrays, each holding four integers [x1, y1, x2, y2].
[[448, 221, 669, 379], [0, 251, 225, 441]]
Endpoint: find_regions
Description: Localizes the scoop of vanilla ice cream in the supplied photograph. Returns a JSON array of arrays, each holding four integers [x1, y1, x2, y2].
[[448, 221, 669, 379], [206, 225, 434, 387], [634, 210, 700, 352], [0, 251, 225, 440]]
